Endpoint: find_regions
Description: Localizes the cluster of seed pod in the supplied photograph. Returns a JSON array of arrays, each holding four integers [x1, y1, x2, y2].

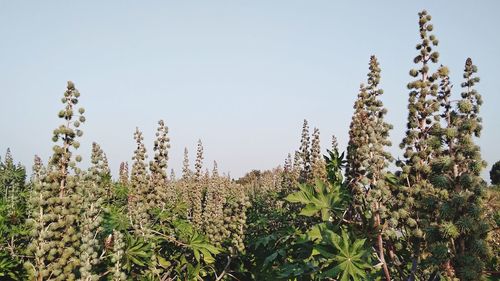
[[118, 162, 129, 186], [196, 175, 250, 253], [129, 128, 151, 234], [202, 175, 227, 247], [188, 140, 205, 230], [281, 153, 297, 193], [148, 120, 171, 209], [310, 128, 327, 182], [173, 145, 250, 252], [222, 182, 250, 253], [298, 120, 311, 184], [79, 142, 110, 280], [110, 230, 127, 281], [27, 81, 85, 281], [284, 119, 328, 190]]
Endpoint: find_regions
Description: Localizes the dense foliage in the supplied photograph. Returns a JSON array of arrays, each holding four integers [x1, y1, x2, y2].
[[0, 10, 498, 281]]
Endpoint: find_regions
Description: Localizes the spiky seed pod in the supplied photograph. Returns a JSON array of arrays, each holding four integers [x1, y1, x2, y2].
[[189, 140, 205, 229], [392, 11, 452, 278], [429, 58, 488, 280], [204, 169, 210, 184], [190, 177, 203, 228], [170, 168, 176, 182], [345, 56, 393, 280], [194, 140, 204, 182], [281, 153, 297, 193], [331, 135, 338, 151], [27, 81, 85, 280], [27, 155, 45, 215], [347, 56, 393, 206], [148, 120, 171, 210], [182, 147, 192, 180], [102, 154, 110, 176], [298, 119, 312, 183], [129, 127, 151, 235], [32, 155, 44, 182], [223, 183, 249, 254], [110, 230, 126, 281], [283, 153, 292, 175], [202, 175, 226, 247], [118, 162, 129, 186], [212, 161, 219, 178], [292, 150, 301, 185], [90, 143, 111, 181], [277, 153, 298, 194], [260, 168, 281, 192], [78, 142, 109, 280], [4, 148, 12, 163], [310, 128, 327, 182]]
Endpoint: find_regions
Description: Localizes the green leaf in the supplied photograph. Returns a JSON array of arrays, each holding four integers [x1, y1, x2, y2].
[[123, 234, 152, 271], [300, 204, 321, 216], [193, 249, 200, 262], [263, 252, 279, 268], [186, 231, 221, 264], [317, 229, 372, 281], [157, 256, 171, 268], [285, 180, 347, 222]]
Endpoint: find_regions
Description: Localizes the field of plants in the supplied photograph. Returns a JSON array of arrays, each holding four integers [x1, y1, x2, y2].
[[1, 10, 499, 281]]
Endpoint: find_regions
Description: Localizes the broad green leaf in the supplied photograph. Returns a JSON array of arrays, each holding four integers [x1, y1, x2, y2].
[[300, 204, 321, 216]]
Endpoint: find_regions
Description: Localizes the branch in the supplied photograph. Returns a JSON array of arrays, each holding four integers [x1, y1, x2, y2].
[[215, 256, 232, 281]]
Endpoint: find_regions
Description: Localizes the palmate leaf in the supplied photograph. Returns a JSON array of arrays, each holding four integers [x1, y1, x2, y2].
[[102, 205, 129, 234], [317, 229, 371, 281], [300, 203, 323, 217], [324, 148, 347, 184], [188, 231, 221, 264], [124, 234, 152, 271], [285, 180, 346, 221], [306, 222, 328, 243], [286, 183, 316, 204]]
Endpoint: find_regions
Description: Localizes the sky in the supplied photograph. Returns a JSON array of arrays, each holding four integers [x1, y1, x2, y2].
[[0, 1, 499, 180]]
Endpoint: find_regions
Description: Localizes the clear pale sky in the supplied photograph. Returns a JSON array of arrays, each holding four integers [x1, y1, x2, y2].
[[1, 1, 499, 180]]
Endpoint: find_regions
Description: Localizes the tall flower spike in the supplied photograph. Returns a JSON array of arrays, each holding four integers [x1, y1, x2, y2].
[[311, 127, 326, 182], [212, 161, 219, 178], [395, 11, 452, 279], [79, 142, 109, 279], [298, 119, 311, 183], [331, 135, 338, 151], [129, 127, 151, 234], [345, 55, 393, 280], [182, 147, 192, 180], [51, 80, 86, 196], [292, 150, 301, 184], [27, 81, 85, 280], [170, 168, 176, 182], [194, 139, 204, 181], [281, 153, 296, 192], [119, 162, 129, 186], [149, 120, 170, 209], [190, 140, 205, 229], [31, 155, 44, 183]]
